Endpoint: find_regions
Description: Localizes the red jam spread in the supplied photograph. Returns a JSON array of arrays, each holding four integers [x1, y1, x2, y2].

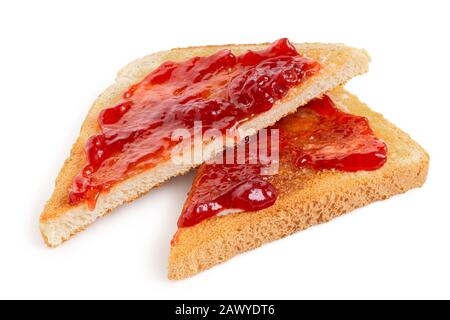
[[178, 95, 388, 228], [68, 38, 321, 208], [178, 162, 278, 227]]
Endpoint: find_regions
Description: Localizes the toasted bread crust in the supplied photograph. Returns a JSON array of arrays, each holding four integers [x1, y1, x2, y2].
[[168, 87, 429, 280], [40, 42, 370, 247]]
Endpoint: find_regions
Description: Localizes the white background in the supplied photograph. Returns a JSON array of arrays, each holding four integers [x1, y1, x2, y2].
[[0, 0, 449, 300]]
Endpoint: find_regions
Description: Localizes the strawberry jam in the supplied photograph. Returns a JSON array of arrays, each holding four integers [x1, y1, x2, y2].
[[178, 95, 387, 228], [278, 95, 388, 171], [178, 157, 278, 227], [68, 39, 320, 208]]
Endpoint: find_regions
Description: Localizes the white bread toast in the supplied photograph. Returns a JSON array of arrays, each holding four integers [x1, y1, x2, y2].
[[168, 87, 429, 280], [40, 43, 370, 247]]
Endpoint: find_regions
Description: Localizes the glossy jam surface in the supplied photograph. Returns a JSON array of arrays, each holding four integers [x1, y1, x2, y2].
[[178, 159, 278, 227], [178, 96, 388, 228], [68, 38, 321, 208]]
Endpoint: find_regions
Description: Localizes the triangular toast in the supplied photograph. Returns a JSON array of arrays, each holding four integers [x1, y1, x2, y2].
[[40, 42, 370, 247], [168, 87, 429, 280]]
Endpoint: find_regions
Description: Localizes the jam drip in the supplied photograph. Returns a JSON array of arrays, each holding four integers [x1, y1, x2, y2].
[[178, 95, 388, 228], [69, 38, 321, 208]]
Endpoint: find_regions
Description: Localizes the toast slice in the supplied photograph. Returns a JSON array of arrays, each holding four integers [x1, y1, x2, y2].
[[168, 87, 429, 280], [40, 42, 370, 247]]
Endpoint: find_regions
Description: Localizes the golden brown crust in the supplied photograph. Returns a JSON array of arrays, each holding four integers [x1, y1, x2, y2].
[[40, 42, 370, 246], [168, 87, 430, 280]]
